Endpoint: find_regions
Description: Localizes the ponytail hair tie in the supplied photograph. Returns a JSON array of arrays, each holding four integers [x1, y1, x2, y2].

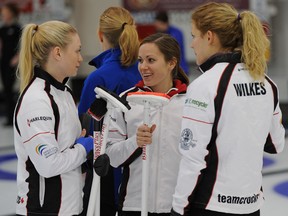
[[237, 13, 242, 21], [32, 25, 38, 36], [122, 22, 127, 30]]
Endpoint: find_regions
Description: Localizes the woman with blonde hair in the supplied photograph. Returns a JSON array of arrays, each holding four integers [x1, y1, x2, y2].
[[78, 6, 141, 216], [78, 6, 141, 113], [172, 2, 285, 216], [14, 20, 93, 215]]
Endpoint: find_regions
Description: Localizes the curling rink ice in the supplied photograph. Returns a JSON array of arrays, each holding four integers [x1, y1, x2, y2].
[[0, 116, 287, 216]]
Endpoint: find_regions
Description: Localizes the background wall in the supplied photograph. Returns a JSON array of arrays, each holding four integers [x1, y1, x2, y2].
[[65, 0, 121, 100], [268, 0, 288, 103], [69, 0, 122, 78]]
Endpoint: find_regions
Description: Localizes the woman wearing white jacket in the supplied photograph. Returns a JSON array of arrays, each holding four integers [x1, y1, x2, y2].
[[171, 3, 285, 216], [106, 33, 189, 216]]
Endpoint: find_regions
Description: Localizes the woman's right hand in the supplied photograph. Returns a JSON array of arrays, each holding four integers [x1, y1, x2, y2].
[[136, 124, 156, 148]]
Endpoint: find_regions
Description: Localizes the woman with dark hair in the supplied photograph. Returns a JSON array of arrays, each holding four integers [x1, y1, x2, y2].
[[106, 33, 189, 216]]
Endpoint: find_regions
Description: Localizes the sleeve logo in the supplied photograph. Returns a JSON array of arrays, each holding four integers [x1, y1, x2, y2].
[[16, 196, 25, 204], [27, 116, 52, 127], [180, 128, 196, 150], [35, 144, 58, 158], [35, 144, 47, 155], [185, 98, 208, 110]]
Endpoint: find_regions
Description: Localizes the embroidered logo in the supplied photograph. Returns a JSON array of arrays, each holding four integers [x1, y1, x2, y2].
[[27, 116, 52, 127], [185, 98, 208, 111], [16, 196, 24, 204], [180, 128, 196, 150], [35, 144, 57, 158], [35, 144, 47, 156]]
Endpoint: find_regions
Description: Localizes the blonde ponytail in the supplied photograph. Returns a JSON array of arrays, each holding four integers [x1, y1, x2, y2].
[[100, 7, 139, 67], [119, 24, 139, 67], [17, 21, 77, 93], [192, 2, 270, 81], [17, 24, 37, 93], [240, 11, 270, 80]]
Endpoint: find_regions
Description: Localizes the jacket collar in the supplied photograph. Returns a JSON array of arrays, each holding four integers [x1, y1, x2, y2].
[[89, 47, 121, 68], [135, 79, 187, 97], [34, 66, 68, 91], [199, 52, 242, 73]]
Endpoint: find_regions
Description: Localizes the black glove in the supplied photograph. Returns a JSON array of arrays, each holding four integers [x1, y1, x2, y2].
[[93, 153, 110, 177], [88, 98, 107, 121], [88, 86, 131, 121]]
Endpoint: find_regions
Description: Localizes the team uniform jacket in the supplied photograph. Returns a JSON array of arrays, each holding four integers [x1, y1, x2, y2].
[[106, 80, 187, 213], [172, 53, 285, 215], [14, 67, 87, 215]]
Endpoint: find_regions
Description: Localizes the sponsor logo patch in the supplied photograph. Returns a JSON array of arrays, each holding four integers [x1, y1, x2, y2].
[[218, 193, 260, 205], [185, 98, 208, 110], [16, 196, 24, 204], [27, 116, 52, 127], [35, 144, 57, 158], [35, 144, 47, 155], [180, 128, 196, 150]]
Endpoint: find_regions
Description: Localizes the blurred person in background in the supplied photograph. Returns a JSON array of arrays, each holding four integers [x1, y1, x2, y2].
[[0, 2, 21, 126], [78, 6, 141, 216], [154, 10, 189, 75]]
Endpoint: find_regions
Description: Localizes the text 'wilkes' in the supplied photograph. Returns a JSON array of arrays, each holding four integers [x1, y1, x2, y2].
[[233, 82, 266, 97]]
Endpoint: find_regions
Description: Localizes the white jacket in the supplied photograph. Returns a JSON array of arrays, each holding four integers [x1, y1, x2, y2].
[[14, 67, 86, 215], [172, 53, 285, 215], [106, 80, 187, 213]]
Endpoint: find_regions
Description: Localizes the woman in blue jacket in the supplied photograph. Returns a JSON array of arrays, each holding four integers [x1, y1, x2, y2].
[[78, 7, 141, 113], [78, 6, 141, 216]]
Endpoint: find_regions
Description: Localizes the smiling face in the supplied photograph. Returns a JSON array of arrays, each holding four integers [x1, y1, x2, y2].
[[138, 42, 175, 93]]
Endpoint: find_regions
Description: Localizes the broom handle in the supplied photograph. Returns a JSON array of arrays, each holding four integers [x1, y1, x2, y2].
[[87, 103, 112, 216], [141, 101, 150, 216]]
